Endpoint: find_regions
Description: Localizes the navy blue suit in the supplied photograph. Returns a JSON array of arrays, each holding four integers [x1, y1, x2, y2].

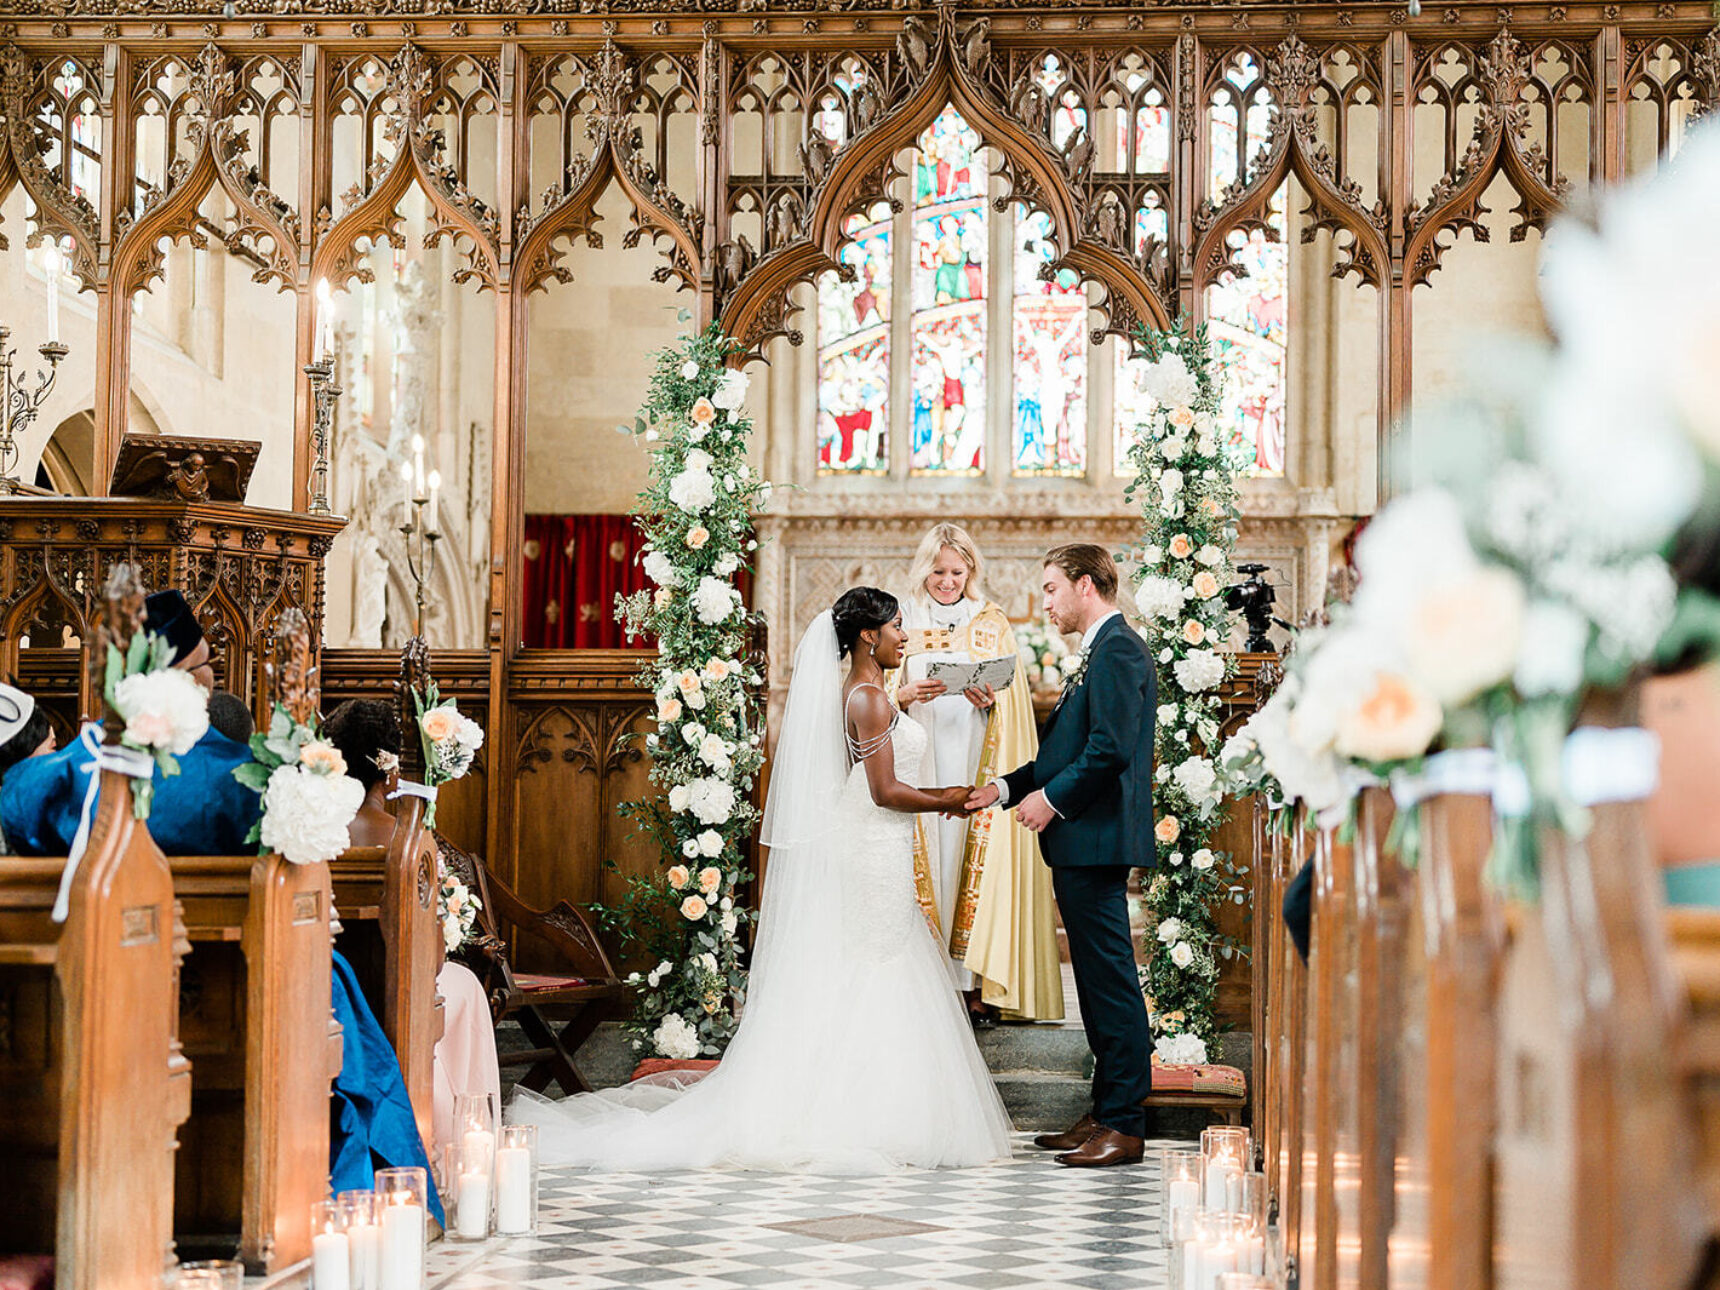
[[1002, 612, 1156, 1136]]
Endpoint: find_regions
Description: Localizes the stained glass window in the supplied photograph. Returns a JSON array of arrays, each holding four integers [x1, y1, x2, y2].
[[910, 107, 986, 475], [817, 204, 892, 474], [1112, 340, 1159, 477], [1204, 184, 1288, 473], [1012, 210, 1086, 476]]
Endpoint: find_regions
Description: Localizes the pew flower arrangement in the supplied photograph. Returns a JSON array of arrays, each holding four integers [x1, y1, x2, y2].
[[412, 680, 484, 826], [438, 868, 481, 954], [610, 323, 773, 1060], [1015, 617, 1081, 693], [103, 630, 210, 818], [1120, 321, 1249, 1063], [235, 708, 366, 866], [1249, 121, 1720, 892]]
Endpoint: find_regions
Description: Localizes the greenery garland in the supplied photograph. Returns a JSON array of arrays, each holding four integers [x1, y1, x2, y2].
[[606, 322, 773, 1061], [1119, 321, 1248, 1065]]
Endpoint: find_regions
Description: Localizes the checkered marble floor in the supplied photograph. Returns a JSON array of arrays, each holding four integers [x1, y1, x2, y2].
[[424, 1134, 1181, 1289]]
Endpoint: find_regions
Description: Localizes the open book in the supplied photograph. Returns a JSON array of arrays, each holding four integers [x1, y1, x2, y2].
[[924, 654, 1017, 693]]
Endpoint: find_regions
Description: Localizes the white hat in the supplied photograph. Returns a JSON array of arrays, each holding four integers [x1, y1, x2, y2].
[[0, 683, 36, 746]]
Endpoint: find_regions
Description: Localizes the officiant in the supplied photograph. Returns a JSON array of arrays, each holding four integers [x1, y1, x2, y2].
[[892, 524, 1064, 1024]]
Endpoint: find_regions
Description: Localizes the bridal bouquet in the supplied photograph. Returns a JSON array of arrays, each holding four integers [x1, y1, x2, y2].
[[609, 323, 773, 1060], [104, 629, 210, 819], [235, 707, 366, 866], [412, 680, 484, 826]]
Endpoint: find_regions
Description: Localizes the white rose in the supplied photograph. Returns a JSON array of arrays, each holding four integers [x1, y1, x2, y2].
[[681, 360, 701, 379], [682, 722, 707, 747], [698, 951, 719, 974], [698, 732, 732, 771], [1191, 848, 1215, 871], [1157, 702, 1179, 726], [112, 668, 210, 756], [1141, 544, 1163, 565], [259, 764, 366, 866], [1332, 670, 1445, 763], [693, 576, 738, 626], [1402, 566, 1527, 707], [689, 422, 709, 443], [668, 785, 692, 813], [1160, 467, 1184, 498], [697, 829, 724, 857], [668, 467, 717, 513], [1168, 850, 1184, 866], [714, 553, 740, 577], [684, 449, 714, 472], [1156, 917, 1183, 945], [681, 839, 700, 858], [1169, 942, 1195, 969], [1196, 545, 1224, 567], [711, 369, 749, 411], [721, 910, 738, 936]]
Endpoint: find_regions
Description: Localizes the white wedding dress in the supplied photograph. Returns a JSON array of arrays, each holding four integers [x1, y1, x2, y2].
[[509, 615, 1013, 1174]]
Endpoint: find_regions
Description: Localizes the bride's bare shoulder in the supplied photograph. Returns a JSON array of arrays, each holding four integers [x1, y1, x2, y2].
[[843, 681, 894, 736]]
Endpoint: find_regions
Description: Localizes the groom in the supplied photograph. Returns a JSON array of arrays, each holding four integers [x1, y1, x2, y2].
[[965, 543, 1156, 1167]]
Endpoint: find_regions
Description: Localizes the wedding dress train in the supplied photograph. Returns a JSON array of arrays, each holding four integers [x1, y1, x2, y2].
[[510, 660, 1013, 1174]]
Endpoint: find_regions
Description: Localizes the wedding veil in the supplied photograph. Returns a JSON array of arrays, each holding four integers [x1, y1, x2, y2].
[[758, 609, 847, 852]]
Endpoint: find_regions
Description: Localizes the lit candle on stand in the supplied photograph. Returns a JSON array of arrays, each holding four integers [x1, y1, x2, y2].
[[42, 244, 61, 344], [400, 461, 415, 512], [426, 469, 440, 533], [411, 434, 425, 495], [314, 278, 334, 361]]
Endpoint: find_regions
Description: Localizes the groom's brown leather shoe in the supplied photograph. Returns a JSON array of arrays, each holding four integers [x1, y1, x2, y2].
[[1056, 1127, 1145, 1168], [1033, 1114, 1096, 1152]]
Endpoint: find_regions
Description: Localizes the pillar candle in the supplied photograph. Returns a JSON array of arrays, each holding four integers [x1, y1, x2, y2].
[[455, 1171, 490, 1239], [426, 469, 441, 533], [1203, 1237, 1238, 1290], [1167, 1178, 1200, 1224], [312, 1229, 350, 1290], [400, 462, 414, 511], [495, 1146, 533, 1234], [378, 1200, 423, 1290], [43, 247, 60, 344], [347, 1220, 381, 1290], [1240, 1232, 1266, 1276], [1205, 1159, 1239, 1211]]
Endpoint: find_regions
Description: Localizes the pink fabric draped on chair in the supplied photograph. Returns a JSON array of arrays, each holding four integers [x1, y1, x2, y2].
[[433, 961, 503, 1155]]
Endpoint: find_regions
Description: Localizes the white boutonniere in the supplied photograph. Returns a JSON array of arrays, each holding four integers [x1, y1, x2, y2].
[[1062, 649, 1092, 694]]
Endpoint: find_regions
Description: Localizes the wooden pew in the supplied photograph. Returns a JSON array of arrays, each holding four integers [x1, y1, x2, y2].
[[328, 793, 444, 1151], [1266, 820, 1311, 1284], [1384, 792, 1501, 1290], [169, 853, 342, 1274], [1667, 907, 1720, 1261], [0, 783, 191, 1286]]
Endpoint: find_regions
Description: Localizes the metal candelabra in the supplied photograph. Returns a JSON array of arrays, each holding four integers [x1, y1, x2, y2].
[[400, 491, 441, 639], [305, 355, 339, 516], [0, 326, 70, 493]]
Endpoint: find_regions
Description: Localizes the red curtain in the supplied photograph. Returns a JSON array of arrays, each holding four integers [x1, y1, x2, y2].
[[521, 514, 652, 649]]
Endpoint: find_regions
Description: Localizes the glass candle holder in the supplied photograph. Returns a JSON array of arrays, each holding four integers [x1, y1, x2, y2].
[[374, 1167, 428, 1290], [1218, 1276, 1276, 1290], [1200, 1127, 1251, 1211], [339, 1191, 382, 1290], [1227, 1169, 1269, 1231], [312, 1199, 351, 1290], [1161, 1147, 1204, 1247], [175, 1261, 243, 1290], [451, 1092, 499, 1241], [495, 1122, 540, 1236]]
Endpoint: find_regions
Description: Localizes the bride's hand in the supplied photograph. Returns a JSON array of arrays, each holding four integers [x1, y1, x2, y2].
[[897, 678, 947, 708], [933, 785, 973, 815]]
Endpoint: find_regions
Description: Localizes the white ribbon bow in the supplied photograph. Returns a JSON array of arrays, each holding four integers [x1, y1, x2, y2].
[[53, 723, 157, 923], [1389, 748, 1500, 810], [386, 779, 439, 804], [1562, 726, 1660, 807]]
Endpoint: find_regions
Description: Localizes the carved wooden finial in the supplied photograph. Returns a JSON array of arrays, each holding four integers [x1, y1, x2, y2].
[[269, 607, 319, 727], [397, 635, 432, 776], [93, 562, 146, 731]]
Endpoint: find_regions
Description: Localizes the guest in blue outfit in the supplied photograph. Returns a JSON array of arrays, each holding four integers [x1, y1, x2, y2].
[[0, 590, 261, 855]]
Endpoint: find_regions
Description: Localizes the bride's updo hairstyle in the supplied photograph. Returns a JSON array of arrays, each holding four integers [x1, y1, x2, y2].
[[831, 587, 899, 659]]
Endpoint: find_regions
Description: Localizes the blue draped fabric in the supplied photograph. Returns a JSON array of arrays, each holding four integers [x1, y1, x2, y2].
[[330, 951, 446, 1225], [0, 723, 262, 856]]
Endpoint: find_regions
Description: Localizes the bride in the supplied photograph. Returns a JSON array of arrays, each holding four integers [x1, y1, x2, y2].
[[510, 587, 1014, 1173]]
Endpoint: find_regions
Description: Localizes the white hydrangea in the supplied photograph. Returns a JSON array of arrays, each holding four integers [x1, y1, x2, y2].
[[692, 576, 738, 625], [642, 550, 680, 587], [1142, 352, 1200, 407], [259, 764, 366, 866], [1173, 649, 1226, 693], [698, 733, 732, 771], [112, 668, 210, 756], [1157, 702, 1179, 726], [687, 777, 737, 826], [711, 369, 749, 411], [1154, 1033, 1209, 1066], [714, 552, 740, 577], [1173, 756, 1220, 807], [668, 467, 716, 513], [1134, 575, 1185, 622], [652, 1012, 701, 1060]]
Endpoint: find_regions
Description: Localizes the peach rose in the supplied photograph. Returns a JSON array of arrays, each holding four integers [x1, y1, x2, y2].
[[1169, 405, 1196, 430], [703, 658, 732, 683], [657, 696, 683, 723], [299, 741, 349, 776], [677, 669, 703, 696], [421, 707, 458, 743], [680, 895, 709, 921], [1168, 534, 1193, 560], [1334, 671, 1443, 763], [654, 588, 673, 609], [667, 865, 691, 889], [698, 866, 722, 894], [1155, 815, 1181, 844], [1191, 571, 1220, 600], [1201, 497, 1222, 516], [690, 398, 718, 426], [1182, 620, 1206, 645], [686, 526, 710, 549]]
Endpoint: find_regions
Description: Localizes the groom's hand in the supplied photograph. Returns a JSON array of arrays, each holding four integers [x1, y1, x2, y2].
[[1016, 789, 1056, 834], [964, 783, 1000, 815]]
